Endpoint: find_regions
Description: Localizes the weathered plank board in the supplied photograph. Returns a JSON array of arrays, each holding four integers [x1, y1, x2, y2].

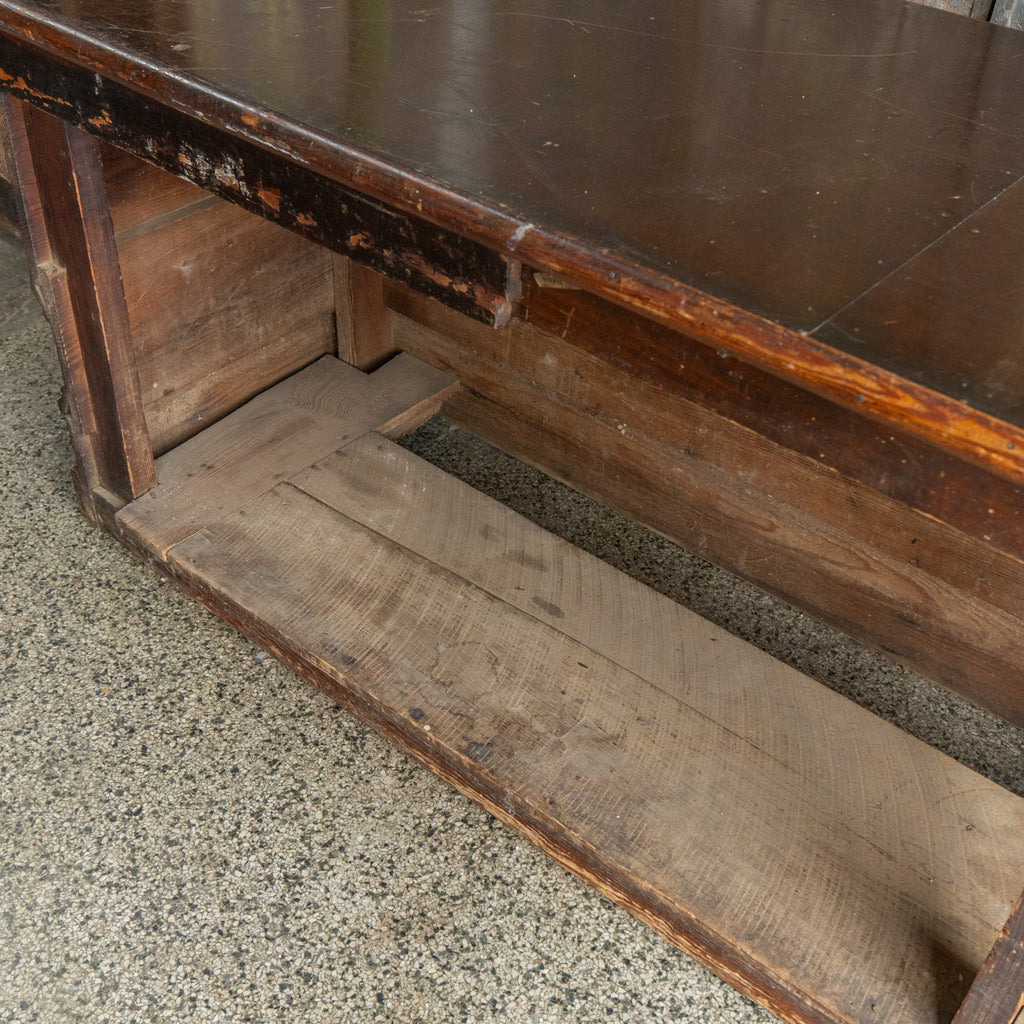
[[116, 355, 457, 558], [115, 411, 1024, 1024], [116, 192, 338, 454], [383, 283, 1024, 729]]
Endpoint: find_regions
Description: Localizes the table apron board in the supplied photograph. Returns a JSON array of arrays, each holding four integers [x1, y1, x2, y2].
[[1, 56, 1023, 1024]]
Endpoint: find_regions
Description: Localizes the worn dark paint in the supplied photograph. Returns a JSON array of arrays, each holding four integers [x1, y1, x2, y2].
[[0, 33, 515, 325]]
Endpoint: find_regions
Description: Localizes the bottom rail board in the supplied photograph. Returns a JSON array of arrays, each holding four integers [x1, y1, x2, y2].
[[115, 359, 1024, 1024]]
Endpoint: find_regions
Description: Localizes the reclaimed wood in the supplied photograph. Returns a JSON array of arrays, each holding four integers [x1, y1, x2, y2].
[[5, 98, 155, 502], [116, 354, 458, 559], [108, 369, 1024, 1024], [114, 185, 338, 454], [955, 891, 1024, 1024], [98, 140, 212, 240], [0, 28, 519, 326], [0, 92, 10, 183], [92, 146, 341, 454], [334, 256, 399, 371], [4, 2, 1024, 1021], [816, 180, 1024, 431], [4, 0, 1024, 482], [519, 269, 1024, 562], [384, 282, 1024, 729]]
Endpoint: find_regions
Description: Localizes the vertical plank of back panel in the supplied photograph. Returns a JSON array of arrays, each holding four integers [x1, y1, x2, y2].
[[116, 197, 339, 454]]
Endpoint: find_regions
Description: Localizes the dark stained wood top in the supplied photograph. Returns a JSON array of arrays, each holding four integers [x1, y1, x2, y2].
[[4, 0, 1024, 466]]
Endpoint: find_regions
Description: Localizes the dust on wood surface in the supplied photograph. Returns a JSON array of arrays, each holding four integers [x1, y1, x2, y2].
[[116, 359, 1024, 1024], [116, 355, 457, 558]]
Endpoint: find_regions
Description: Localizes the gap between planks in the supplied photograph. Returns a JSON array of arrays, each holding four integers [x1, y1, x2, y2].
[[114, 355, 1024, 1024]]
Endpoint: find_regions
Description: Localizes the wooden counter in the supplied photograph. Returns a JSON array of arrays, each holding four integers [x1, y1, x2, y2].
[[1, 1, 1023, 1021]]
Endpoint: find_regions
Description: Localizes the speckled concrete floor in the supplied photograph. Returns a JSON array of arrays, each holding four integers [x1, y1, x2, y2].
[[1, 227, 1022, 1024]]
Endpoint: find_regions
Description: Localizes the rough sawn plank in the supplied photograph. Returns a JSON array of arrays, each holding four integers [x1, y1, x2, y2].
[[128, 419, 1024, 1024], [116, 354, 457, 558]]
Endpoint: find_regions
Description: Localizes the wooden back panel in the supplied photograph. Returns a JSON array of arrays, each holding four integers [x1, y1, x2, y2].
[[99, 144, 340, 455]]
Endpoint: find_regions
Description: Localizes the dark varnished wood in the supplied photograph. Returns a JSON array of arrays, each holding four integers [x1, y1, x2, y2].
[[3, 4, 1024, 1021], [522, 271, 1024, 565], [817, 179, 1024, 429], [4, 1, 1024, 481], [7, 98, 155, 501], [0, 30, 518, 325], [0, 97, 18, 233], [1, 0, 1022, 325]]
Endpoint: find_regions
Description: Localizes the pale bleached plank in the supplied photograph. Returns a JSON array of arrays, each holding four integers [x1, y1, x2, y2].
[[294, 436, 1024, 942], [116, 354, 457, 558], [163, 474, 1024, 1024]]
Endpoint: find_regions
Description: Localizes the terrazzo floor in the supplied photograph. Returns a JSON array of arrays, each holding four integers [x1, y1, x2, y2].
[[1, 225, 1022, 1024]]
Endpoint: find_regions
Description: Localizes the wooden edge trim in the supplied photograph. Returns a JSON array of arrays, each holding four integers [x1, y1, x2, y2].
[[954, 889, 1024, 1024], [506, 236, 1024, 491], [0, 29, 517, 326]]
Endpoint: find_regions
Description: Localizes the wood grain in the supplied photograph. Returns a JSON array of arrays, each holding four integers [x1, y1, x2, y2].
[[7, 100, 155, 501], [116, 354, 457, 558], [954, 890, 1024, 1024], [334, 255, 399, 371], [147, 434, 1024, 1024], [116, 193, 338, 454], [384, 284, 1024, 728], [99, 139, 212, 240], [522, 269, 1024, 563]]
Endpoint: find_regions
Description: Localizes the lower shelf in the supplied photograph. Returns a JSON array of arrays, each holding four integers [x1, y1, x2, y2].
[[115, 354, 1024, 1024]]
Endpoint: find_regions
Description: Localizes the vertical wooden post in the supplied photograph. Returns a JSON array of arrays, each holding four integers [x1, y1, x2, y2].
[[333, 254, 398, 371], [4, 96, 155, 511], [954, 890, 1024, 1024]]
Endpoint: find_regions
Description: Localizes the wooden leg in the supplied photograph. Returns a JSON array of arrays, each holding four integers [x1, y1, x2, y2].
[[954, 890, 1024, 1024], [334, 255, 398, 371], [4, 97, 155, 510]]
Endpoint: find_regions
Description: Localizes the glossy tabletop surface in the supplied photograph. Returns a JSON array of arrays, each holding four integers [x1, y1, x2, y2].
[[3, 0, 1024, 424]]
